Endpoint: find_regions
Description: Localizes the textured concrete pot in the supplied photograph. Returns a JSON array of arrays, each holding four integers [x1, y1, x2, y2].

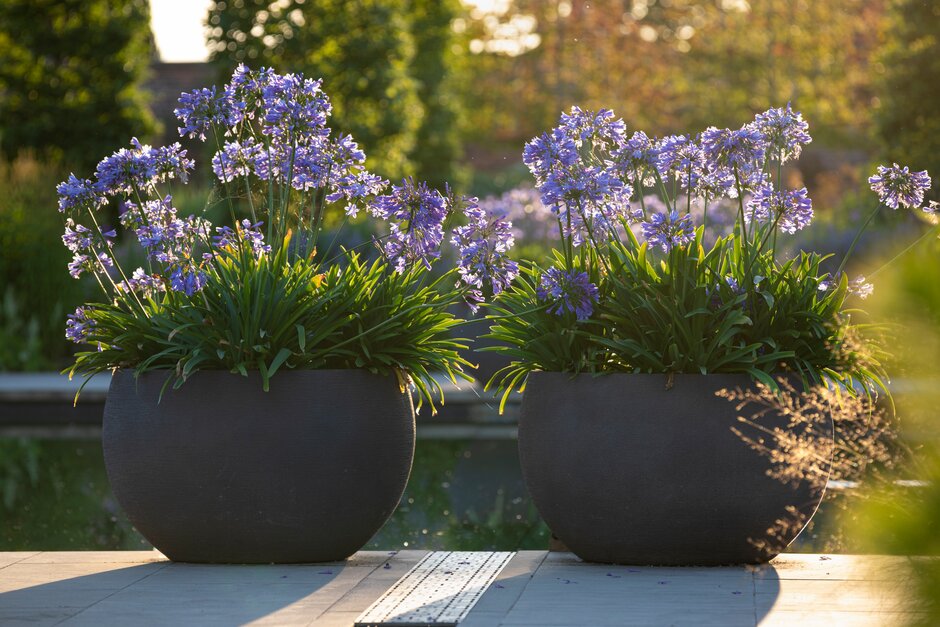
[[103, 369, 414, 563], [518, 372, 831, 566]]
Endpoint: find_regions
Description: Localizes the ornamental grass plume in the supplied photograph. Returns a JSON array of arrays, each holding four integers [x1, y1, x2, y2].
[[718, 376, 906, 555], [56, 66, 517, 409]]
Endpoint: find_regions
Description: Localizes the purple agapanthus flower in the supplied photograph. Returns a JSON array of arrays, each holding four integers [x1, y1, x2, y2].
[[745, 186, 814, 234], [61, 222, 93, 253], [260, 73, 332, 143], [696, 166, 736, 199], [613, 131, 659, 185], [371, 179, 450, 272], [641, 210, 695, 252], [120, 196, 207, 266], [868, 164, 932, 209], [94, 138, 193, 196], [67, 254, 90, 279], [701, 126, 766, 175], [214, 220, 271, 257], [65, 306, 96, 343], [523, 108, 634, 245], [523, 127, 580, 184], [169, 266, 207, 296], [537, 267, 599, 321], [175, 85, 244, 141], [451, 199, 519, 312], [324, 134, 387, 209], [849, 275, 874, 299], [540, 166, 629, 221], [67, 250, 113, 279], [62, 221, 116, 256], [819, 273, 874, 299], [559, 106, 626, 147], [56, 174, 104, 213], [211, 138, 264, 182], [656, 135, 706, 192], [750, 104, 812, 162], [116, 268, 166, 298]]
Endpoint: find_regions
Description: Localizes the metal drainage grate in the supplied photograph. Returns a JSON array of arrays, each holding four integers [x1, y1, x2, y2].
[[355, 551, 515, 626]]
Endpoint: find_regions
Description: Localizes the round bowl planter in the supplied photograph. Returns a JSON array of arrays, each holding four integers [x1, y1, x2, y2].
[[103, 369, 414, 564], [518, 372, 831, 566]]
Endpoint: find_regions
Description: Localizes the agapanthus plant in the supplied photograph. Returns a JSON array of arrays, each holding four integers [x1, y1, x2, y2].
[[486, 104, 934, 410], [58, 66, 517, 410]]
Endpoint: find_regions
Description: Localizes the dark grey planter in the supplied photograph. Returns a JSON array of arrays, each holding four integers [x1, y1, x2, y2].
[[518, 372, 831, 566], [103, 369, 415, 563]]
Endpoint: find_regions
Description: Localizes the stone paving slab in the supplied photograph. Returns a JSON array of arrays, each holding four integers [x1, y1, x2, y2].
[[0, 551, 924, 626]]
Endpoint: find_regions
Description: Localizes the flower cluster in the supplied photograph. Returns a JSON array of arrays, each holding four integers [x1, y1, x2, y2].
[[65, 307, 96, 344], [521, 104, 814, 259], [536, 268, 599, 321], [370, 178, 450, 272], [451, 200, 519, 311], [116, 269, 166, 299], [94, 138, 193, 197], [213, 220, 271, 257], [641, 210, 695, 252], [868, 164, 932, 210], [56, 175, 103, 213], [746, 186, 814, 234], [175, 85, 244, 141], [61, 220, 116, 280], [178, 65, 384, 214], [613, 131, 660, 186], [818, 273, 875, 300], [56, 140, 194, 216], [750, 104, 812, 163], [523, 107, 633, 245]]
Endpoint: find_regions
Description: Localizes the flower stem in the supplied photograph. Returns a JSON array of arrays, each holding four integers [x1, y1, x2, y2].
[[868, 224, 939, 279], [836, 204, 881, 277]]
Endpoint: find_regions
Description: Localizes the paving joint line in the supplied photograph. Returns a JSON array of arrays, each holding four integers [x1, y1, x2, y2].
[[501, 551, 548, 623], [0, 551, 41, 571], [51, 558, 172, 626], [307, 552, 410, 626]]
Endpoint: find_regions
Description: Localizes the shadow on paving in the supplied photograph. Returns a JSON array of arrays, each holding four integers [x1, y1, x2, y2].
[[466, 558, 783, 627], [0, 560, 352, 625]]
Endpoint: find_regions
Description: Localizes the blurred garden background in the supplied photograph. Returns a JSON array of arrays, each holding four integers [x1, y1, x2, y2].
[[0, 0, 937, 608]]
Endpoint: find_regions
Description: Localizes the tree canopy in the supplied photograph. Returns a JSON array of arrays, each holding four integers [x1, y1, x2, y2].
[[208, 0, 463, 182], [0, 0, 156, 169]]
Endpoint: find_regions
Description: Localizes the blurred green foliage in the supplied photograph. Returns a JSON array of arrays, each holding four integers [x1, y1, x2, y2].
[[875, 0, 940, 202], [849, 234, 940, 621], [0, 157, 86, 370], [0, 288, 50, 371], [0, 439, 145, 550], [0, 439, 40, 511], [207, 0, 464, 185], [0, 0, 156, 170], [408, 0, 467, 189]]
